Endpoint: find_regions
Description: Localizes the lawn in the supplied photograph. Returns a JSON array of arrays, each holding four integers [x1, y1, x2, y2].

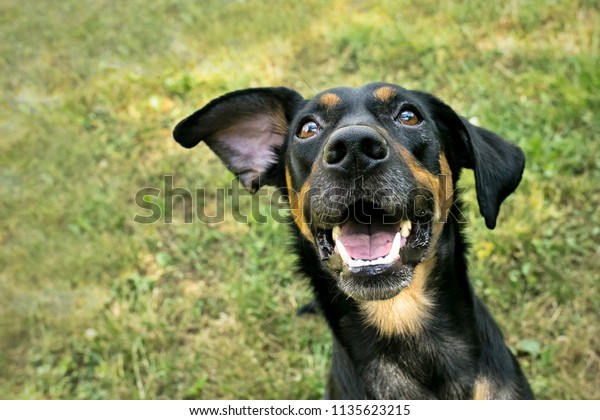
[[0, 0, 598, 399]]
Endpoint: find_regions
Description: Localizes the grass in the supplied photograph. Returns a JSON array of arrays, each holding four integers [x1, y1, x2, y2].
[[0, 0, 598, 399]]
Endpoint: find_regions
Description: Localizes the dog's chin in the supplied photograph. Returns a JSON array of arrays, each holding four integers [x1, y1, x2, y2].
[[326, 254, 423, 301]]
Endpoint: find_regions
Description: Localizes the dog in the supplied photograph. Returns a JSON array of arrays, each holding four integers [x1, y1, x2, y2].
[[173, 83, 533, 399]]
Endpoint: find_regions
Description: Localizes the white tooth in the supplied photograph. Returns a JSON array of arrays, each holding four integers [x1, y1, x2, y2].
[[338, 233, 403, 269], [400, 220, 411, 238], [348, 259, 361, 268], [332, 226, 341, 242], [335, 240, 352, 264], [389, 232, 402, 257]]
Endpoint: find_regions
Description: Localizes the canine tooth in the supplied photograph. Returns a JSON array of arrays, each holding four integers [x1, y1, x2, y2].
[[335, 240, 352, 264], [389, 232, 402, 257], [400, 220, 412, 238], [332, 226, 341, 242]]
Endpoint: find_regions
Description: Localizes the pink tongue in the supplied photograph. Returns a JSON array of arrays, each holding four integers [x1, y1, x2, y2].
[[338, 220, 397, 260]]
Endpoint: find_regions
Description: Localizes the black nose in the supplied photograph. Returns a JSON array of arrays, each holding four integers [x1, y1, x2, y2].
[[323, 125, 389, 173]]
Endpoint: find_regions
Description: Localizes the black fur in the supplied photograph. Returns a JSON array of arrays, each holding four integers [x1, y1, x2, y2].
[[173, 83, 533, 399]]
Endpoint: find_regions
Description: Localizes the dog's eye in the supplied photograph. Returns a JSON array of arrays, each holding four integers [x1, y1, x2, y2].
[[397, 109, 421, 126], [297, 121, 321, 139]]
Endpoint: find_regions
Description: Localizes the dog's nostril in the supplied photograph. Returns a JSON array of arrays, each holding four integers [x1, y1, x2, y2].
[[324, 139, 347, 165], [361, 137, 388, 160]]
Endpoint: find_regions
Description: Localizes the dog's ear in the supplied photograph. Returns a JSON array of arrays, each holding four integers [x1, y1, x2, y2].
[[173, 87, 304, 193], [458, 117, 525, 229]]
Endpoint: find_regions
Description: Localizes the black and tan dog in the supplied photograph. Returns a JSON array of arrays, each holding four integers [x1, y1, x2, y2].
[[173, 83, 533, 399]]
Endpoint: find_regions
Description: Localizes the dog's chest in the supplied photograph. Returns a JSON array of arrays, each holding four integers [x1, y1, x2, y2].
[[330, 323, 476, 399]]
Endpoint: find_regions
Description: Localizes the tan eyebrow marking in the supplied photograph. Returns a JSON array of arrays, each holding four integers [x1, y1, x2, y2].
[[318, 92, 341, 108], [373, 86, 397, 102]]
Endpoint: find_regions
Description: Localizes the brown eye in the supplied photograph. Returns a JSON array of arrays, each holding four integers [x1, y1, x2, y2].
[[297, 120, 321, 139], [397, 109, 421, 126]]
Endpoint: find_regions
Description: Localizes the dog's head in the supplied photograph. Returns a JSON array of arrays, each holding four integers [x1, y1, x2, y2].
[[174, 83, 524, 301]]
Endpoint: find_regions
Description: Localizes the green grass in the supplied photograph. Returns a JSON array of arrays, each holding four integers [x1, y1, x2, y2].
[[1, 0, 598, 399]]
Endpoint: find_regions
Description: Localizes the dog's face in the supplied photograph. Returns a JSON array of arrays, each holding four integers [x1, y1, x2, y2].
[[174, 83, 524, 301]]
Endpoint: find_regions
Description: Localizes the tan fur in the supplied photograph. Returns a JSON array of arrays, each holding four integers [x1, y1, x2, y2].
[[318, 92, 341, 108], [271, 105, 290, 136], [285, 167, 314, 243], [437, 153, 454, 223], [396, 147, 454, 226], [473, 377, 493, 400], [360, 256, 436, 337], [373, 86, 397, 102]]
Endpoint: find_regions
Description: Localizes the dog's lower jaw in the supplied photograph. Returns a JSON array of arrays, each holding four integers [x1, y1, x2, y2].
[[334, 261, 416, 301], [323, 219, 439, 306], [322, 223, 433, 302]]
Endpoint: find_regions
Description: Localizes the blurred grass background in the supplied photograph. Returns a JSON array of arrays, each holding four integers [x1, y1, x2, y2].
[[0, 0, 598, 399]]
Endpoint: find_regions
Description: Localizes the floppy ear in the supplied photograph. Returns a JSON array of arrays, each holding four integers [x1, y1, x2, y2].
[[173, 87, 304, 193], [459, 117, 525, 229]]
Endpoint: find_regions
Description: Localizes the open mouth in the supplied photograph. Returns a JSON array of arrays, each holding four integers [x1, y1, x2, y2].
[[313, 200, 432, 299], [333, 219, 410, 268]]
